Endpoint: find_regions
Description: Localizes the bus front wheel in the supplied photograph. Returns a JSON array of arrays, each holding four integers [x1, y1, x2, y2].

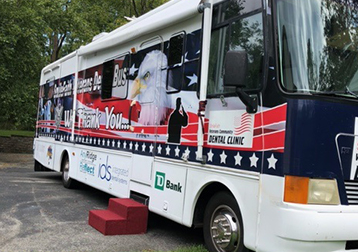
[[61, 154, 73, 189], [203, 192, 246, 252]]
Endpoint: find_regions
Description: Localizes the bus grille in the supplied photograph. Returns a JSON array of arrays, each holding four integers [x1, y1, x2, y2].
[[345, 181, 358, 205]]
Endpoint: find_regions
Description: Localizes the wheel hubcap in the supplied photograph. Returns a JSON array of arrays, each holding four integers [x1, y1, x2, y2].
[[210, 205, 240, 252]]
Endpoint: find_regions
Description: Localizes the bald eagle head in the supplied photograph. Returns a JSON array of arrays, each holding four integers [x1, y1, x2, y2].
[[130, 50, 169, 125]]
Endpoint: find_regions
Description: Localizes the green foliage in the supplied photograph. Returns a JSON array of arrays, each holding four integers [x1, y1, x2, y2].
[[0, 0, 47, 130], [168, 245, 208, 252], [139, 245, 208, 252], [0, 0, 169, 130], [0, 130, 34, 137], [42, 0, 171, 60]]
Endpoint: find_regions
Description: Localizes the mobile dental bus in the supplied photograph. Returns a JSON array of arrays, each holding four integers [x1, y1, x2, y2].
[[34, 0, 358, 251]]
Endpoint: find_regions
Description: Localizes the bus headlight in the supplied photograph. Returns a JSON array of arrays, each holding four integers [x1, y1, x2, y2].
[[307, 179, 340, 204], [284, 176, 340, 205]]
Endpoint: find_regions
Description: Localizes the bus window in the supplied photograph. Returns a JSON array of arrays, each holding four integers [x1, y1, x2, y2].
[[101, 60, 114, 100], [277, 0, 358, 95], [208, 0, 263, 96], [212, 0, 262, 26], [167, 32, 185, 92], [168, 33, 185, 66]]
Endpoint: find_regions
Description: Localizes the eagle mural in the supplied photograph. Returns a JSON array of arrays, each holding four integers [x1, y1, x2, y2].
[[130, 50, 169, 126]]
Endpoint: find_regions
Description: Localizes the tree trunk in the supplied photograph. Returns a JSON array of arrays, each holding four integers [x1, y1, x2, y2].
[[131, 0, 139, 17], [51, 33, 58, 63]]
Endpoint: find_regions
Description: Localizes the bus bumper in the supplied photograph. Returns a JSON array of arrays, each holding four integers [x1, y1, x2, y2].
[[277, 205, 358, 241], [256, 175, 358, 252]]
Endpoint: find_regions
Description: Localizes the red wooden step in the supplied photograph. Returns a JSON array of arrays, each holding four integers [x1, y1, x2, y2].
[[88, 209, 126, 235], [108, 198, 148, 220], [88, 198, 148, 235]]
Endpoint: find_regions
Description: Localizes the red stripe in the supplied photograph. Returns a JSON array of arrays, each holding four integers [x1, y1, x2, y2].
[[253, 128, 280, 136], [234, 128, 251, 135], [253, 104, 287, 128], [235, 125, 251, 131], [236, 120, 252, 126], [241, 116, 251, 121], [240, 120, 252, 125], [235, 123, 252, 130], [262, 130, 285, 151], [262, 104, 287, 126]]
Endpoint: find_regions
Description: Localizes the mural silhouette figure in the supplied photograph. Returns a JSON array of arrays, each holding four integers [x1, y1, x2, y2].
[[167, 98, 188, 144]]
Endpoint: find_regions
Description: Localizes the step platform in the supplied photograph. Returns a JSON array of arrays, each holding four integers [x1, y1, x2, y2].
[[88, 198, 148, 235]]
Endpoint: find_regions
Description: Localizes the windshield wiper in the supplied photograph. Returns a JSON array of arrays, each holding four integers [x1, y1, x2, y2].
[[310, 91, 340, 97], [310, 88, 358, 99], [345, 86, 358, 98]]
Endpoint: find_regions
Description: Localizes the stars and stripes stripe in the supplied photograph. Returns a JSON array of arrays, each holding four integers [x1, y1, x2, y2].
[[234, 112, 253, 135]]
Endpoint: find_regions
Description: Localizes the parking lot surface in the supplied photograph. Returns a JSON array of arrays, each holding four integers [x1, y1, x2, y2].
[[0, 154, 204, 252]]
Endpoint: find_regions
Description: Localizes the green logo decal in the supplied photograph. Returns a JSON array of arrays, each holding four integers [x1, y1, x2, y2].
[[155, 171, 166, 191]]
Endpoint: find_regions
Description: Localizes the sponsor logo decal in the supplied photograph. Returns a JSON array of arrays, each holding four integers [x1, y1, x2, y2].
[[98, 155, 129, 185], [155, 171, 182, 193], [80, 151, 97, 176], [208, 110, 254, 148], [47, 146, 53, 159], [98, 156, 112, 181], [155, 171, 166, 191]]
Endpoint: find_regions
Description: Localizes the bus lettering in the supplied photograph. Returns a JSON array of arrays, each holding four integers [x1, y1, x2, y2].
[[105, 106, 125, 130]]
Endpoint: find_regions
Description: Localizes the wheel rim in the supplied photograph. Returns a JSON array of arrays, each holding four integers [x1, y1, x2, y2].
[[63, 159, 70, 182], [210, 205, 240, 252]]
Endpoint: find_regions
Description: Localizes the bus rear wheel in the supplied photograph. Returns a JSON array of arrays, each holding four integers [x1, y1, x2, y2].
[[203, 192, 246, 252], [61, 154, 74, 189]]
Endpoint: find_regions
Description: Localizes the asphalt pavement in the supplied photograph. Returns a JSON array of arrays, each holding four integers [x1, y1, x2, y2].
[[0, 153, 204, 252]]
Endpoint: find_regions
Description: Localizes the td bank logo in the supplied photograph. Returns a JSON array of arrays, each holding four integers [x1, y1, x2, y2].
[[155, 172, 166, 191], [155, 171, 182, 193]]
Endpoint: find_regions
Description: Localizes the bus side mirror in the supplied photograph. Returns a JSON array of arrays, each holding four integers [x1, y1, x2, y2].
[[224, 50, 258, 114], [224, 50, 248, 88]]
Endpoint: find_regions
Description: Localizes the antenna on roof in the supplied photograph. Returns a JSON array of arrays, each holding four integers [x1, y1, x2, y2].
[[124, 16, 137, 22]]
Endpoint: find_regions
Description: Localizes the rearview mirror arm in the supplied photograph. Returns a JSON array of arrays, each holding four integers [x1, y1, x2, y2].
[[236, 87, 258, 114]]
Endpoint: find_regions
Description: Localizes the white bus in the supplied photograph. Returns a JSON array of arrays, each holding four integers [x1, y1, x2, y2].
[[34, 0, 358, 251]]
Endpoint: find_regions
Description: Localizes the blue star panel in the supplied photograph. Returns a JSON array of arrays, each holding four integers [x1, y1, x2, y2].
[[60, 133, 284, 177]]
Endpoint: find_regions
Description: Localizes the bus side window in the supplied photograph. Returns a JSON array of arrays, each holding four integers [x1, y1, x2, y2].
[[167, 32, 185, 92], [101, 54, 130, 100], [101, 60, 114, 100]]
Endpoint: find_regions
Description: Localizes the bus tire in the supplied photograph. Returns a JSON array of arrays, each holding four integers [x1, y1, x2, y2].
[[203, 192, 246, 252], [61, 154, 74, 189]]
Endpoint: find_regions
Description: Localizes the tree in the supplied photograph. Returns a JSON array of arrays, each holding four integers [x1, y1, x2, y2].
[[43, 0, 170, 62], [0, 0, 47, 130], [130, 0, 168, 16], [0, 0, 169, 130]]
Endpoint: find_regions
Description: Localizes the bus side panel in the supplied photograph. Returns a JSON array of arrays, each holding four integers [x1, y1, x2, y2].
[[34, 138, 55, 170], [52, 143, 67, 173], [149, 159, 188, 224], [131, 154, 153, 185], [73, 146, 131, 198]]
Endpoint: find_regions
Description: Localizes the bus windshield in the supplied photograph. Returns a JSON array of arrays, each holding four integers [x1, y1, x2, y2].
[[276, 0, 358, 95]]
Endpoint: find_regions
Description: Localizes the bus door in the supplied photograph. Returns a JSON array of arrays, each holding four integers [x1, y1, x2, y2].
[[128, 38, 165, 187], [205, 0, 265, 169]]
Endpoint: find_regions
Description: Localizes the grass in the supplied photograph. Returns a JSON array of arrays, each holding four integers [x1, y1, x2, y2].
[[168, 246, 208, 252], [140, 245, 208, 252], [0, 130, 34, 137]]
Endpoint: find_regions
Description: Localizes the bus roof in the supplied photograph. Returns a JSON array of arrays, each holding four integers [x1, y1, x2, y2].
[[77, 0, 200, 56], [41, 0, 201, 76]]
